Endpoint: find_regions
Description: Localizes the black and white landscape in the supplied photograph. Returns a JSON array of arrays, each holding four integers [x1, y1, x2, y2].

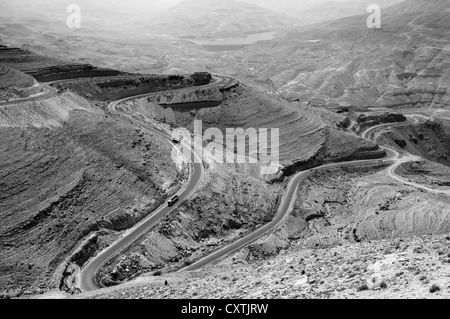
[[0, 0, 449, 300]]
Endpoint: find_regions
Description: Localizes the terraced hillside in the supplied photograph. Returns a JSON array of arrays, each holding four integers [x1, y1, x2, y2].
[[0, 46, 121, 82], [94, 79, 384, 288], [380, 119, 450, 167], [120, 82, 383, 177], [0, 89, 183, 296], [0, 64, 35, 89], [0, 0, 449, 301], [0, 64, 43, 102], [56, 74, 205, 103]]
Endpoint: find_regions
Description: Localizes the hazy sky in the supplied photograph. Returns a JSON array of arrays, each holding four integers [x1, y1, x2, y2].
[[0, 0, 353, 17], [0, 0, 402, 25]]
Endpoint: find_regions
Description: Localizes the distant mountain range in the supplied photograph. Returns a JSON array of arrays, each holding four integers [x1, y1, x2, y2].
[[139, 0, 294, 39], [235, 0, 450, 108], [244, 0, 405, 17], [289, 0, 405, 26]]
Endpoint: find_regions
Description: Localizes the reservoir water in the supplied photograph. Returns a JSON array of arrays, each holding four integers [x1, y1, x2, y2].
[[188, 31, 276, 51]]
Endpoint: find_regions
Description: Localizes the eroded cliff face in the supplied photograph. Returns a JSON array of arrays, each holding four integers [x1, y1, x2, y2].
[[55, 74, 213, 103], [92, 80, 390, 288], [120, 82, 383, 178], [271, 45, 450, 109], [244, 162, 450, 262], [0, 64, 43, 102], [96, 164, 283, 288], [0, 46, 122, 82], [0, 91, 183, 296], [353, 112, 407, 134], [382, 119, 450, 167]]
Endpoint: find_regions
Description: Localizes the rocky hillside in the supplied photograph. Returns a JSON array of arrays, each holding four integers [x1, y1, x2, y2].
[[0, 46, 121, 82], [85, 233, 450, 299], [0, 0, 448, 298], [382, 119, 450, 166], [81, 158, 450, 299], [91, 79, 384, 288], [0, 64, 35, 89], [0, 64, 42, 101], [95, 160, 283, 288], [120, 81, 383, 178], [0, 85, 183, 296], [213, 0, 450, 109], [281, 0, 404, 26], [58, 74, 205, 102]]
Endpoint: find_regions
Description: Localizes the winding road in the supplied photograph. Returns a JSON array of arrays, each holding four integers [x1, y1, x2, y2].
[[80, 81, 449, 288], [4, 74, 228, 292], [363, 120, 450, 196], [181, 118, 450, 271], [6, 73, 447, 293], [79, 109, 204, 291], [79, 78, 232, 291], [180, 152, 397, 272]]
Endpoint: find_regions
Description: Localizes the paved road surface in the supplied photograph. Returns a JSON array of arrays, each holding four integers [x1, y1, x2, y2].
[[181, 118, 450, 271], [6, 73, 446, 291], [78, 79, 227, 291]]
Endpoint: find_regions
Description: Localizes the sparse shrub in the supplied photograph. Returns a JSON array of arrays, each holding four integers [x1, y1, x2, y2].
[[184, 259, 192, 266], [380, 281, 388, 289], [153, 271, 162, 276], [429, 284, 441, 293]]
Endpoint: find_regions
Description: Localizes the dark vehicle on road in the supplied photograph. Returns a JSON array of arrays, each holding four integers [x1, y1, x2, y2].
[[168, 195, 179, 207], [172, 137, 181, 144]]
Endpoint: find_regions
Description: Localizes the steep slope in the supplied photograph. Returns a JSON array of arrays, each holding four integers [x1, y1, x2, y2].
[[90, 78, 382, 288], [380, 119, 450, 167], [85, 233, 450, 300], [119, 81, 383, 177], [0, 88, 183, 296], [0, 46, 121, 82], [283, 0, 405, 25], [215, 0, 450, 110], [0, 64, 42, 101], [0, 64, 35, 89]]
